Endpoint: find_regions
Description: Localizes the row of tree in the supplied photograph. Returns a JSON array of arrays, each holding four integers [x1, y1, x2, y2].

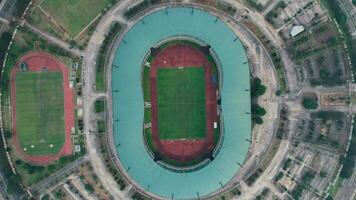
[[251, 77, 267, 124]]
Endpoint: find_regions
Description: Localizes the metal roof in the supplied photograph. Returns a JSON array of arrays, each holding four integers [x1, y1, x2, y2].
[[112, 7, 251, 199]]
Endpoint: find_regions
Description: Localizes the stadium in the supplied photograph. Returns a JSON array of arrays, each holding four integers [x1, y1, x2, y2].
[[110, 7, 251, 199]]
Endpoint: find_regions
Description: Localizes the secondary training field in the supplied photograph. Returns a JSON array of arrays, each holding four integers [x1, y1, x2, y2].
[[15, 72, 64, 155], [157, 67, 206, 140], [10, 52, 74, 164], [39, 0, 111, 37]]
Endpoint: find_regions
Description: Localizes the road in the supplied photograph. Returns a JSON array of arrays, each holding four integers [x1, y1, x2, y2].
[[81, 0, 136, 199], [30, 156, 88, 194]]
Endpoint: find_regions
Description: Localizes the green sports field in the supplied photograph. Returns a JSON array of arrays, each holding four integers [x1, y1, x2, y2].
[[15, 72, 65, 155], [157, 67, 206, 140], [40, 0, 112, 37]]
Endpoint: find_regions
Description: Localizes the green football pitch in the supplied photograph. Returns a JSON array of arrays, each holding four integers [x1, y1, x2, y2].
[[15, 71, 65, 156], [157, 67, 206, 140]]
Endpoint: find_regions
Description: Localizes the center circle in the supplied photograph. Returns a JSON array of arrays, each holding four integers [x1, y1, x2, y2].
[[142, 37, 222, 171]]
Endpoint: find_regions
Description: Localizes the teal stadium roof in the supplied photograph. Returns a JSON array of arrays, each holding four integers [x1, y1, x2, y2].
[[112, 7, 251, 199]]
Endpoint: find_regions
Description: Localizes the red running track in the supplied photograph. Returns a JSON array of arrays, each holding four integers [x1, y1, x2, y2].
[[150, 45, 218, 162], [10, 51, 74, 165]]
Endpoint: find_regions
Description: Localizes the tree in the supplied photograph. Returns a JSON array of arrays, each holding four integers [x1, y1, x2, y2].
[[302, 97, 318, 110], [252, 116, 263, 124], [84, 183, 94, 193], [252, 104, 266, 116], [251, 78, 266, 98], [15, 160, 22, 165]]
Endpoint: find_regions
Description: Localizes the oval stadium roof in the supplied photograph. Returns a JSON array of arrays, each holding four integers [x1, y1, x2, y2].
[[112, 7, 251, 199]]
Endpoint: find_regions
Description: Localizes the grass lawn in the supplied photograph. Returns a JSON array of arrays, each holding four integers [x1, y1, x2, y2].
[[15, 71, 65, 156], [97, 120, 106, 133], [328, 176, 342, 198], [157, 67, 206, 140], [40, 0, 112, 37], [94, 99, 105, 113]]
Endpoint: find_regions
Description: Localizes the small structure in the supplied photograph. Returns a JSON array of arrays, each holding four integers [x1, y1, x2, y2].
[[290, 25, 305, 37], [144, 123, 152, 129], [144, 101, 151, 108], [77, 108, 83, 118], [74, 145, 81, 153], [19, 62, 28, 71], [71, 62, 78, 70]]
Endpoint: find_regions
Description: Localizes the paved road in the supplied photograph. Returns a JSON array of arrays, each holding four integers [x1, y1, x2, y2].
[[81, 0, 136, 199], [30, 156, 88, 194]]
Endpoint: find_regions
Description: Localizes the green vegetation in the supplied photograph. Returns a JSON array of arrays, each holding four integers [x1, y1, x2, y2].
[[123, 0, 164, 19], [40, 0, 114, 37], [265, 2, 287, 25], [339, 115, 356, 179], [290, 171, 315, 199], [96, 22, 122, 91], [246, 0, 263, 11], [157, 67, 206, 139], [302, 96, 318, 110], [0, 32, 12, 66], [322, 0, 356, 81], [14, 155, 80, 186], [15, 72, 65, 155], [251, 77, 267, 125], [0, 134, 23, 194], [12, 0, 31, 18], [0, 27, 82, 187], [243, 21, 287, 93], [40, 194, 50, 200], [97, 133, 126, 190], [216, 1, 236, 16], [310, 111, 344, 121], [251, 78, 266, 98], [84, 183, 94, 193], [252, 105, 266, 116], [327, 176, 342, 198], [97, 120, 106, 133], [94, 99, 105, 113]]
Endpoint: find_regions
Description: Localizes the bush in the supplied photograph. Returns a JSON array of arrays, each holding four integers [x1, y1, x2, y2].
[[302, 97, 318, 110], [94, 99, 105, 113], [97, 120, 106, 133]]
